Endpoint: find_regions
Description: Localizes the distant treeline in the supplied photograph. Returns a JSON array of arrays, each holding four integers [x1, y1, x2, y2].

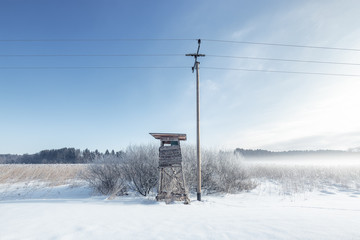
[[235, 148, 360, 158], [0, 148, 124, 164], [1, 147, 360, 164]]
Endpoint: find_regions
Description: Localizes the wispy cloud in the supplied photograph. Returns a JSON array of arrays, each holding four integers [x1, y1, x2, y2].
[[199, 1, 360, 150]]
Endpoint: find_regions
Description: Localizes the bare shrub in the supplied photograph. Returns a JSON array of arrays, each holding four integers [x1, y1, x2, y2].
[[181, 145, 197, 192], [82, 155, 127, 196], [122, 145, 158, 196], [182, 146, 221, 192], [82, 145, 158, 197], [215, 152, 256, 193], [182, 145, 257, 193], [82, 144, 256, 197]]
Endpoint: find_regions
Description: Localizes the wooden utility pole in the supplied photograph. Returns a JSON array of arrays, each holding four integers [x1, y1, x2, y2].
[[186, 39, 205, 201]]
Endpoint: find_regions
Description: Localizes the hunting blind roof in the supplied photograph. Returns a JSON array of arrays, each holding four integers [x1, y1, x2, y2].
[[149, 133, 187, 141]]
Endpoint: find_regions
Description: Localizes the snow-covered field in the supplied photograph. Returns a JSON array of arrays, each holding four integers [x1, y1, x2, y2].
[[1, 161, 360, 240]]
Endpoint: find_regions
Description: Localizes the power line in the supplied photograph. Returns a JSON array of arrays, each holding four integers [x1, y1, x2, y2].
[[207, 54, 360, 66], [0, 66, 190, 70], [2, 37, 359, 53], [0, 54, 184, 57], [1, 65, 359, 78], [2, 52, 358, 66], [2, 53, 359, 67], [202, 39, 360, 52], [202, 67, 360, 77], [0, 38, 196, 42]]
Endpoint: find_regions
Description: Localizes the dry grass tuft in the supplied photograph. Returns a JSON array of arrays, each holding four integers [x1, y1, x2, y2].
[[0, 164, 86, 185]]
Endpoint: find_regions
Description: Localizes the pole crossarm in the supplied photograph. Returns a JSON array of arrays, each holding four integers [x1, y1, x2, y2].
[[185, 54, 206, 57], [186, 39, 205, 72]]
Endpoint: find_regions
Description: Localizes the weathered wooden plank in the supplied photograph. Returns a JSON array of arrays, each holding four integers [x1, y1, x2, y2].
[[159, 145, 182, 167], [159, 146, 182, 164]]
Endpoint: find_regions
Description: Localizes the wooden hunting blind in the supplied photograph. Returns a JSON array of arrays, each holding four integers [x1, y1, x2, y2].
[[150, 133, 190, 203]]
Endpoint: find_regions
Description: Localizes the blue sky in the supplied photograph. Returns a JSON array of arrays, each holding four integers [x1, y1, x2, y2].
[[1, 0, 360, 154]]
